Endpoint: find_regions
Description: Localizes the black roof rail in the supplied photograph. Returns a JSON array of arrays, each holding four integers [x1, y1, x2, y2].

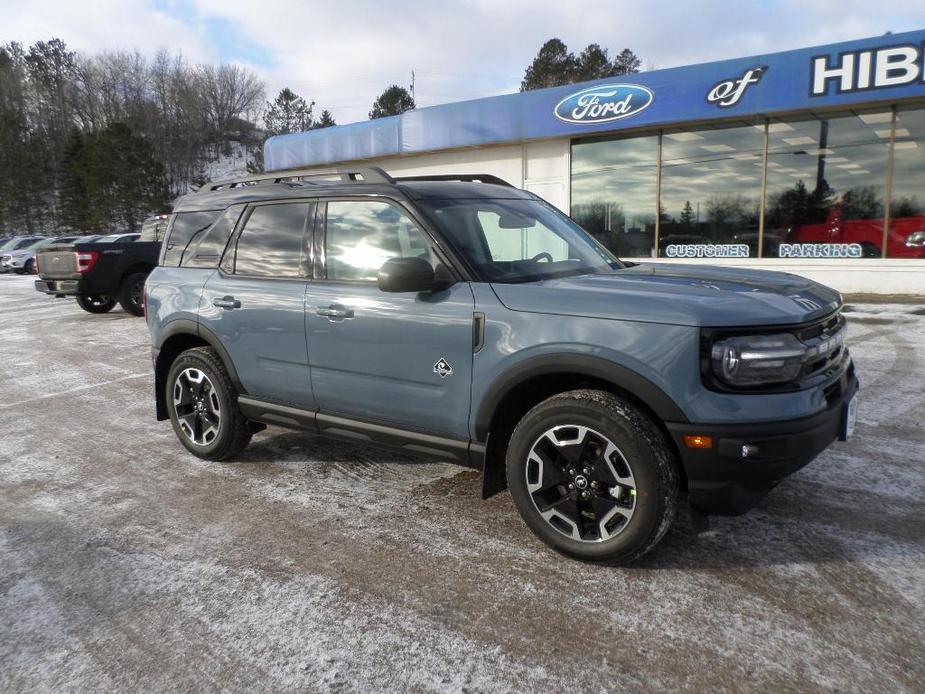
[[201, 166, 394, 192], [394, 173, 514, 187]]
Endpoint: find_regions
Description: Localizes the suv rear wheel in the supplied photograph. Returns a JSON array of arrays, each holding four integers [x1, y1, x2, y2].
[[118, 272, 147, 316], [506, 389, 678, 564], [76, 294, 116, 313], [166, 346, 252, 460]]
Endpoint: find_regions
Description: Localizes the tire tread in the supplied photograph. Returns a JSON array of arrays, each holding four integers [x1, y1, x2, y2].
[[168, 346, 252, 460], [506, 388, 679, 565]]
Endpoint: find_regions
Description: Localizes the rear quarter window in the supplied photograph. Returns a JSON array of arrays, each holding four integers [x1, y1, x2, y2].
[[181, 205, 244, 268], [161, 211, 222, 266]]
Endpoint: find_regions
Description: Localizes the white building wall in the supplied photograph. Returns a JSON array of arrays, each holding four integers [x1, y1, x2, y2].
[[646, 259, 925, 298], [306, 138, 573, 212], [363, 145, 527, 189], [523, 139, 570, 212]]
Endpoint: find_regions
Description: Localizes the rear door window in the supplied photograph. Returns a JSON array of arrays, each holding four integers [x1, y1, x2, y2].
[[233, 202, 311, 277]]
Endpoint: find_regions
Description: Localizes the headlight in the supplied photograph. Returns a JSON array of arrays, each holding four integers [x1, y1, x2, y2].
[[711, 333, 808, 386], [906, 231, 925, 247]]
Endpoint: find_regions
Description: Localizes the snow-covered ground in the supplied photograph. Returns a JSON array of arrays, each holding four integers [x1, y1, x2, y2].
[[0, 273, 922, 692]]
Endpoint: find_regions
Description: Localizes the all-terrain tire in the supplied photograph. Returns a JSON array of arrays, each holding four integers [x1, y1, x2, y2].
[[118, 272, 147, 316], [506, 389, 679, 565], [166, 346, 252, 461], [76, 294, 117, 313]]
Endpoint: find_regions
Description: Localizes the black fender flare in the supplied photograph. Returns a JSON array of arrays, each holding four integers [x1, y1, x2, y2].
[[474, 353, 690, 441], [154, 319, 247, 419], [474, 354, 690, 498]]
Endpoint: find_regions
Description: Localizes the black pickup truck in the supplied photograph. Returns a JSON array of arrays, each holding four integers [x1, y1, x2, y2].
[[34, 216, 168, 316]]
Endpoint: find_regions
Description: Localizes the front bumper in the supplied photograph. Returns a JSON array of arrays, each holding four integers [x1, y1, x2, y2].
[[667, 363, 859, 515], [34, 278, 84, 296]]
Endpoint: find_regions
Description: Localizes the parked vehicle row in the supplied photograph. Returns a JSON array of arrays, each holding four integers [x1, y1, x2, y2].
[[31, 221, 164, 315], [1, 236, 76, 274]]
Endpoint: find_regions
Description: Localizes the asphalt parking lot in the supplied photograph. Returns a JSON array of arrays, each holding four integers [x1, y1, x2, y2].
[[1, 273, 923, 692]]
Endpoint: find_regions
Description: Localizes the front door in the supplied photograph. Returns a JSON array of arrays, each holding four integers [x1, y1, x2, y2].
[[200, 201, 316, 409], [306, 198, 475, 440]]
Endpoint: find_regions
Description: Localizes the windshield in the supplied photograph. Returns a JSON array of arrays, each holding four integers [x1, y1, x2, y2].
[[16, 238, 46, 251], [37, 237, 75, 248], [418, 198, 623, 283], [1, 237, 39, 251]]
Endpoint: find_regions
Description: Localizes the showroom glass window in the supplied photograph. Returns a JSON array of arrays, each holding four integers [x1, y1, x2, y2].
[[234, 203, 310, 277], [659, 122, 765, 257], [763, 111, 890, 258], [888, 107, 925, 258], [571, 135, 658, 257]]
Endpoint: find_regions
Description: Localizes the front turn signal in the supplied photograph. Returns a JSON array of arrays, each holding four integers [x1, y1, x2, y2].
[[683, 435, 714, 449]]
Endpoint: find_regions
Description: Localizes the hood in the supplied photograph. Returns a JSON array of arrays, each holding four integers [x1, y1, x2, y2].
[[490, 263, 841, 327]]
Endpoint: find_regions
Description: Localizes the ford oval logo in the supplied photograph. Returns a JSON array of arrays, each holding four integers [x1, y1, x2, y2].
[[554, 83, 654, 124]]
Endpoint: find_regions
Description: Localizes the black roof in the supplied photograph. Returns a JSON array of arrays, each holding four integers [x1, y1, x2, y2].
[[173, 168, 534, 213]]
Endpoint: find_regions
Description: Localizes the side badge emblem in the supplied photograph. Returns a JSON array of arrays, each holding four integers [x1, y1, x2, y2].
[[433, 358, 454, 378]]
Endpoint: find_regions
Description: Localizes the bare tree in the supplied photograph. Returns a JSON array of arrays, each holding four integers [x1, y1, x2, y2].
[[197, 63, 264, 138]]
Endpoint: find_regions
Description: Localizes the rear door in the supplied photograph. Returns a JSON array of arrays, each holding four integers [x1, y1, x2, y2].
[[200, 200, 316, 408], [306, 198, 475, 439]]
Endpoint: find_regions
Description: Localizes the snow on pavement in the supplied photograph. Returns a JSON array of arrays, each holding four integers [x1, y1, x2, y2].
[[0, 274, 923, 692]]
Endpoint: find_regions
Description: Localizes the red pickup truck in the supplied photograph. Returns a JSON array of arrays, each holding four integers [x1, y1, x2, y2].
[[787, 207, 925, 258]]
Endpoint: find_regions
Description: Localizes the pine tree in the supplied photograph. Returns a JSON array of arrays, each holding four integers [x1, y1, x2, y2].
[[574, 44, 613, 82], [612, 48, 642, 75], [59, 123, 168, 232], [521, 39, 578, 91], [369, 85, 415, 119], [263, 88, 314, 136], [679, 200, 696, 228], [312, 109, 336, 129], [521, 40, 643, 91]]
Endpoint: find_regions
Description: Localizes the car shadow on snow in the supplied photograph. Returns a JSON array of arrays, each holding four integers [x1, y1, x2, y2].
[[218, 430, 921, 571]]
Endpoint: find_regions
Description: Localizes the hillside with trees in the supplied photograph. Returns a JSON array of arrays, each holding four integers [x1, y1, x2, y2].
[[0, 38, 267, 235]]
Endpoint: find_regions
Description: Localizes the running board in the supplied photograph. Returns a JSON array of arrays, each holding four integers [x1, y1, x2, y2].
[[237, 396, 483, 468]]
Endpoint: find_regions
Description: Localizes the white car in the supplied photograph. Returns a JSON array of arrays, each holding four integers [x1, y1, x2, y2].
[[0, 236, 79, 274]]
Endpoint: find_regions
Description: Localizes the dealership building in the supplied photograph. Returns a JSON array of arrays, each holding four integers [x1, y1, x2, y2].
[[265, 30, 925, 295]]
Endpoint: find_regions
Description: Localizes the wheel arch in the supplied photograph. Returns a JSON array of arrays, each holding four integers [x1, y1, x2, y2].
[[120, 263, 154, 285], [476, 354, 690, 499], [154, 320, 246, 421]]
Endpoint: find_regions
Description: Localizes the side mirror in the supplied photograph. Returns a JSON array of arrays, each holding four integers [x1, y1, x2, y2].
[[377, 256, 437, 293]]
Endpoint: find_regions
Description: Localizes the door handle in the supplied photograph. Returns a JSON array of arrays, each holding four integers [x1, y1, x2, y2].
[[316, 304, 354, 321], [213, 296, 241, 310]]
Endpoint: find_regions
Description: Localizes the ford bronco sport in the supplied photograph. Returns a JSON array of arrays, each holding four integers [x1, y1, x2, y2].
[[145, 167, 859, 564]]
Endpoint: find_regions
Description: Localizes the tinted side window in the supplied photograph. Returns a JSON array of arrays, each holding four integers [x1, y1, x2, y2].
[[234, 203, 310, 277], [162, 212, 221, 266], [325, 200, 432, 281], [181, 205, 243, 268]]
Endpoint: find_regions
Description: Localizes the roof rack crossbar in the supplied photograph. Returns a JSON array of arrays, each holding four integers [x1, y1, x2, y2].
[[394, 173, 514, 187], [201, 166, 394, 192]]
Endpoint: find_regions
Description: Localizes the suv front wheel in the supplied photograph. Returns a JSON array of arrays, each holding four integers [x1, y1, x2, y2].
[[506, 389, 679, 565], [166, 346, 253, 460]]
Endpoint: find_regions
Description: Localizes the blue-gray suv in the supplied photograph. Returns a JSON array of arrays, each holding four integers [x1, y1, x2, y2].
[[145, 167, 859, 564]]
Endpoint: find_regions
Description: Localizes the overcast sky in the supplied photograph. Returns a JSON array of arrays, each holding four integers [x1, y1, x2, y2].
[[3, 0, 924, 123]]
